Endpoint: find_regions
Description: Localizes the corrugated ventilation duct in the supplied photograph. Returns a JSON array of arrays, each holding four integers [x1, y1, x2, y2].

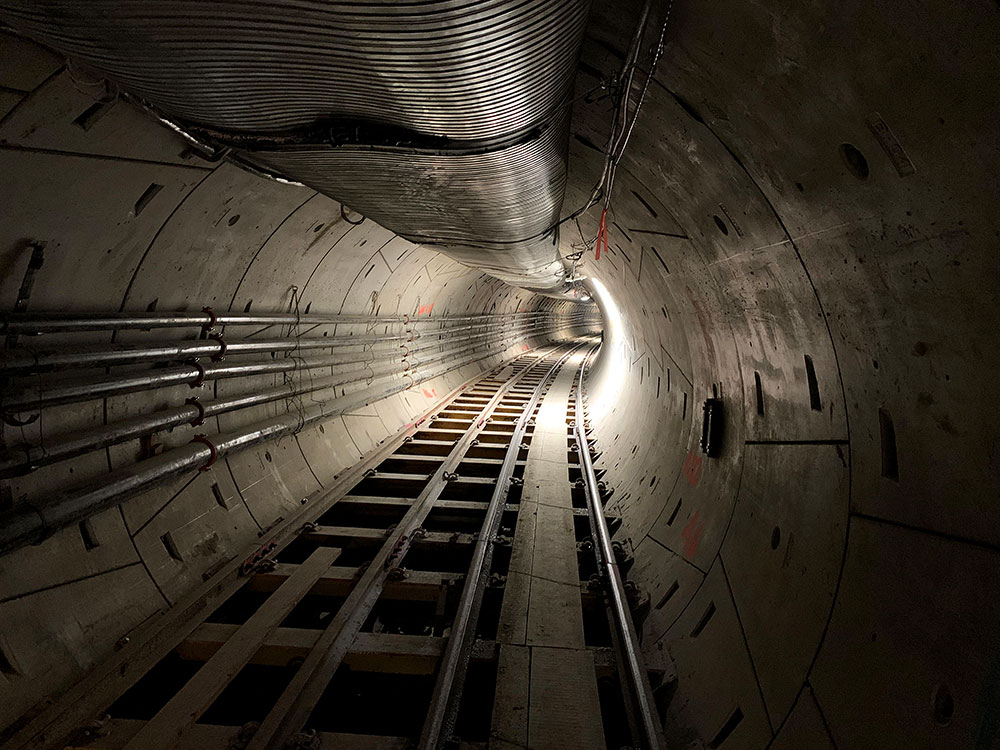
[[0, 0, 593, 295]]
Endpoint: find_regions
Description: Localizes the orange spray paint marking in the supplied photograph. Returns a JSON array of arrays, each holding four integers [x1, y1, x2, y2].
[[417, 302, 435, 315], [683, 450, 703, 487], [681, 510, 704, 559], [422, 388, 437, 399]]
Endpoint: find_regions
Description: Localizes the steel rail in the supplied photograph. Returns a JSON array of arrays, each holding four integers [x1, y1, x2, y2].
[[574, 347, 667, 750], [243, 344, 575, 750], [0, 343, 544, 556], [419, 342, 587, 748]]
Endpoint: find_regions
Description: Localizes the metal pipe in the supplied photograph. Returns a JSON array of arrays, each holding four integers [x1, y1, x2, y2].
[[0, 309, 557, 335], [1, 315, 566, 373], [0, 367, 389, 478], [575, 347, 667, 750], [0, 344, 518, 556], [1, 322, 554, 411], [0, 324, 545, 476]]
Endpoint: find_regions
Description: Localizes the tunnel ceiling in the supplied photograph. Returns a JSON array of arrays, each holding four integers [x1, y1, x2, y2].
[[0, 1, 998, 749]]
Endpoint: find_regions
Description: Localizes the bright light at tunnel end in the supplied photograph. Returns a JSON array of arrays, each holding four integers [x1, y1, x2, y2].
[[582, 277, 626, 424]]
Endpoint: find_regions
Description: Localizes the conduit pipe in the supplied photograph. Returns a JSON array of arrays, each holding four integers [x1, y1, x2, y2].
[[1, 315, 588, 373], [2, 363, 420, 478], [0, 323, 585, 475], [0, 345, 519, 556], [0, 310, 561, 335], [1, 323, 561, 411]]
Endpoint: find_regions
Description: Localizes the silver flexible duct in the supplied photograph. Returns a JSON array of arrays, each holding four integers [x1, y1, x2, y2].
[[0, 0, 593, 294]]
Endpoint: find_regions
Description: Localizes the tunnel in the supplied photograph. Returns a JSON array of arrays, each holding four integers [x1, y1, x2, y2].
[[0, 1, 997, 749]]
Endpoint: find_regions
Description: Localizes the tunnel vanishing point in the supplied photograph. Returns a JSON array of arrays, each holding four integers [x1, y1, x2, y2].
[[0, 2, 997, 749]]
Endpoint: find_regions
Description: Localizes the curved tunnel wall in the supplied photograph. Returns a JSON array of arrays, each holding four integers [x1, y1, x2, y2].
[[0, 2, 998, 748], [574, 2, 999, 748]]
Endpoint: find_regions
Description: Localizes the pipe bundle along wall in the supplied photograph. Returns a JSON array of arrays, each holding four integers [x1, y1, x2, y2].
[[0, 305, 598, 551], [0, 346, 500, 554], [0, 0, 593, 294], [2, 324, 589, 410]]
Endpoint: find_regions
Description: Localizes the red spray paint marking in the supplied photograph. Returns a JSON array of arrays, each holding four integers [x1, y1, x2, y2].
[[422, 388, 437, 399], [595, 207, 608, 260], [417, 302, 434, 315], [683, 450, 703, 487], [681, 510, 704, 559]]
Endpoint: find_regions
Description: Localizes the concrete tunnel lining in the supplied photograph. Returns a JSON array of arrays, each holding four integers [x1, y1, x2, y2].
[[0, 1, 998, 748]]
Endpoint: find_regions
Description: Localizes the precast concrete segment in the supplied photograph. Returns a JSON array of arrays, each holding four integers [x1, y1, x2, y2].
[[419, 343, 588, 748], [491, 350, 605, 749]]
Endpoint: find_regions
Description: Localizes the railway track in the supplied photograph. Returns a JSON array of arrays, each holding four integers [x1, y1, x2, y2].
[[19, 339, 666, 750]]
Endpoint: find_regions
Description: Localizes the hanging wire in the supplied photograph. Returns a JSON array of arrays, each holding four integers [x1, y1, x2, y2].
[[281, 285, 312, 433], [550, 0, 675, 258]]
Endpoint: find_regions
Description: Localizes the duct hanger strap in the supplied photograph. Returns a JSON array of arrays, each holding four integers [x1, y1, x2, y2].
[[192, 110, 559, 157]]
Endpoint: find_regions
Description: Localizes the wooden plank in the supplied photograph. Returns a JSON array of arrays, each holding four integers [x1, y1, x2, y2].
[[394, 439, 457, 456], [429, 419, 477, 430], [303, 526, 476, 547], [338, 495, 414, 507], [496, 508, 536, 646], [433, 499, 491, 512], [331, 495, 491, 512], [491, 364, 605, 747], [178, 626, 444, 674], [248, 564, 462, 601], [416, 427, 513, 443], [526, 577, 587, 648], [123, 547, 340, 750], [177, 627, 500, 672]]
